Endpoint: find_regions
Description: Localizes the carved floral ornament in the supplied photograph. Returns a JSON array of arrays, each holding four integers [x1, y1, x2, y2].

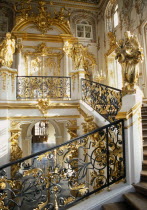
[[14, 0, 71, 34]]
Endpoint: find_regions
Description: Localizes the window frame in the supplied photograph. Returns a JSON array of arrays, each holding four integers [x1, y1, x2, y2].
[[76, 22, 93, 39]]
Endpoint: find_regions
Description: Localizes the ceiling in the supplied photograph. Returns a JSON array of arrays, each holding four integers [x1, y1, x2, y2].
[[66, 0, 99, 3]]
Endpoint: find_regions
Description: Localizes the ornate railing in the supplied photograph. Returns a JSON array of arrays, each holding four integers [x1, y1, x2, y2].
[[81, 79, 122, 121], [0, 119, 125, 210], [16, 76, 71, 99]]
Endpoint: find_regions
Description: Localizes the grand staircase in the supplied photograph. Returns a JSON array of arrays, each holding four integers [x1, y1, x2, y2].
[[102, 106, 147, 210]]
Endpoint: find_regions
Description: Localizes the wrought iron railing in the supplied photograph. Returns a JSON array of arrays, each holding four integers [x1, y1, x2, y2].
[[0, 119, 125, 210], [16, 76, 71, 99], [81, 79, 122, 121]]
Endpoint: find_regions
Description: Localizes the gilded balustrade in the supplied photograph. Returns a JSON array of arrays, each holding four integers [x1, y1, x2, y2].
[[0, 119, 125, 210], [81, 79, 122, 121], [16, 76, 71, 99]]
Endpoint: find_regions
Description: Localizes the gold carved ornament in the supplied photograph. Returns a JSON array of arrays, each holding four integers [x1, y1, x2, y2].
[[115, 31, 144, 95], [9, 121, 22, 178], [63, 41, 96, 71], [14, 1, 71, 34], [36, 98, 51, 115]]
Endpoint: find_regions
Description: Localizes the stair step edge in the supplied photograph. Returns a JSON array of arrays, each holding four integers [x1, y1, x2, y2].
[[124, 192, 147, 210]]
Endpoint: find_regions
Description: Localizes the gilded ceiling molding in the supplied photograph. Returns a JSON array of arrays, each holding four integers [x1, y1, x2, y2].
[[46, 1, 99, 11]]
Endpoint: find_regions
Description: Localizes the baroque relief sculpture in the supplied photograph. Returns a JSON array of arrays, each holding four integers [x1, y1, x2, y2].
[[115, 31, 143, 95], [0, 32, 15, 68], [63, 41, 96, 70]]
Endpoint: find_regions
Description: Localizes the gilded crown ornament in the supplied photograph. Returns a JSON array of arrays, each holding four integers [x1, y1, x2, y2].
[[115, 31, 144, 95]]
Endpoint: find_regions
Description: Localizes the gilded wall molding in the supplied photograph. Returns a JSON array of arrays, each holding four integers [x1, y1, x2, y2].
[[0, 115, 81, 120], [0, 102, 79, 109]]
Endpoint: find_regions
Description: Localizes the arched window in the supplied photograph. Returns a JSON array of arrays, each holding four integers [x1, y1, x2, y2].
[[34, 121, 48, 136], [113, 4, 119, 28], [76, 20, 93, 39], [105, 0, 119, 32]]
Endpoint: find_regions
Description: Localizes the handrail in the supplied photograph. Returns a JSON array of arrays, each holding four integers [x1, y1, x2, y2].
[[0, 119, 123, 171], [16, 76, 71, 99], [83, 79, 122, 92], [81, 79, 122, 121], [0, 119, 125, 210]]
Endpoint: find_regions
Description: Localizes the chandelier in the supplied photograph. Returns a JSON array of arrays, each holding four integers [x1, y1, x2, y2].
[[95, 70, 106, 83]]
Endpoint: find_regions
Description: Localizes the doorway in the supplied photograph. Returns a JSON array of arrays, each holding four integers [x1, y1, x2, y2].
[[32, 121, 56, 154]]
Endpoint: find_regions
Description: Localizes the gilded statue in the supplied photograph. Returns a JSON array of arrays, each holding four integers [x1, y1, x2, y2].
[[115, 31, 143, 94], [63, 42, 85, 70], [72, 43, 85, 69], [0, 32, 15, 68]]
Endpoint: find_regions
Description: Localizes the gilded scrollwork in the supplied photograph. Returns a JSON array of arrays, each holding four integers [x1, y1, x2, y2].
[[14, 1, 71, 34], [0, 120, 125, 209], [17, 76, 71, 99], [115, 31, 144, 95], [82, 79, 122, 121]]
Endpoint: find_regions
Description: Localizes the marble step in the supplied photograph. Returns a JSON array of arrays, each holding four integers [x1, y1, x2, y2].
[[102, 202, 130, 210], [142, 160, 147, 170], [143, 144, 147, 149], [134, 182, 147, 197], [141, 170, 147, 181], [124, 192, 147, 210], [143, 151, 147, 160]]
